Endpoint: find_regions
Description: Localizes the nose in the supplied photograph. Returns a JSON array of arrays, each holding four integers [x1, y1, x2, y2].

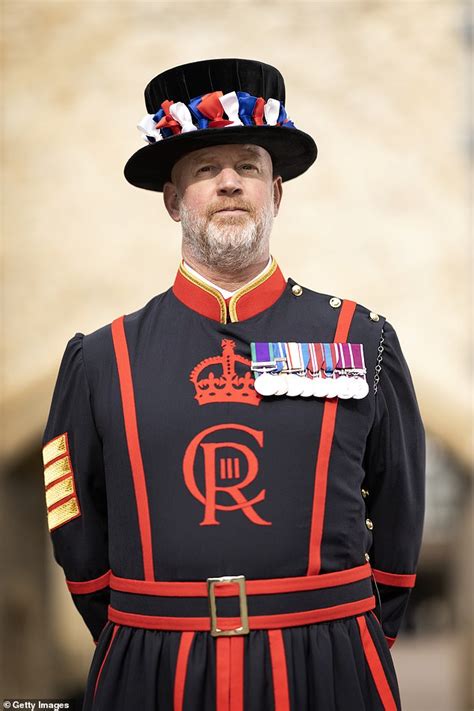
[[216, 168, 243, 196]]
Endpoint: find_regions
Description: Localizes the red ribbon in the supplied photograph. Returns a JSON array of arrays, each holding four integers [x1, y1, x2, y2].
[[252, 97, 265, 126], [196, 91, 233, 128], [155, 100, 182, 135]]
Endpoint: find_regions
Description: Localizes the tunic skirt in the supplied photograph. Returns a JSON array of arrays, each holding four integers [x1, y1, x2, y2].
[[83, 612, 401, 711]]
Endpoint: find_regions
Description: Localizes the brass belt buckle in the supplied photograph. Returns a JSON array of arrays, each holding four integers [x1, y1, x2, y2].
[[207, 575, 249, 637]]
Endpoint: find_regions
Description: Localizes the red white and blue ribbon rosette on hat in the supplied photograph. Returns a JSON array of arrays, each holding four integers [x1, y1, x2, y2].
[[137, 90, 296, 143]]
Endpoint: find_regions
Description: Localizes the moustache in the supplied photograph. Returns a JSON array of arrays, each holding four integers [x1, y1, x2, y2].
[[207, 201, 255, 217]]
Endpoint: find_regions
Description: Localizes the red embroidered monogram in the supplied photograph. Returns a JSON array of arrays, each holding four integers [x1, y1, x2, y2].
[[182, 423, 271, 526]]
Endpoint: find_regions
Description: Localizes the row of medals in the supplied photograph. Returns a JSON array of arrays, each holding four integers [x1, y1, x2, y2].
[[253, 370, 370, 399]]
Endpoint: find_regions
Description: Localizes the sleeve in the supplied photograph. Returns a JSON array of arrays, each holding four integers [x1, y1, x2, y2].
[[41, 332, 110, 645], [362, 319, 426, 648]]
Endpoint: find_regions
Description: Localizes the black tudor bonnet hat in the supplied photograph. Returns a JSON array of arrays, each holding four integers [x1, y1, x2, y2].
[[123, 58, 318, 192]]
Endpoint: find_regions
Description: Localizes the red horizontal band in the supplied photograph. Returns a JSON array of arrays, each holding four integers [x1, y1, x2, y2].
[[385, 635, 396, 648], [372, 568, 416, 588], [109, 562, 371, 597], [108, 596, 376, 631], [66, 569, 111, 594]]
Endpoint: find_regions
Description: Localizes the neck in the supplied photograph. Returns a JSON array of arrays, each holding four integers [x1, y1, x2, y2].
[[182, 252, 271, 292]]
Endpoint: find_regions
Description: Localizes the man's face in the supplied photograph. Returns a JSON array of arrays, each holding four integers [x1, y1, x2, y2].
[[163, 143, 282, 271]]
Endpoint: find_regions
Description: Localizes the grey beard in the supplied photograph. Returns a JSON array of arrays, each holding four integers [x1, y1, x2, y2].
[[179, 202, 274, 272]]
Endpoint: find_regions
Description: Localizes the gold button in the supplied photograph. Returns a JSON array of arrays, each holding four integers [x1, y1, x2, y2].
[[365, 518, 374, 530], [364, 552, 370, 562], [329, 297, 341, 308], [369, 311, 379, 322], [292, 284, 303, 297], [361, 488, 369, 498]]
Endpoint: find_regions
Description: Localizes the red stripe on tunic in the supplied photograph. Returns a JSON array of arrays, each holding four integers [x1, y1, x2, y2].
[[109, 562, 371, 596], [230, 636, 244, 711], [107, 596, 375, 631], [111, 316, 155, 581], [268, 629, 290, 711], [216, 637, 231, 711], [372, 568, 416, 588], [93, 624, 119, 702], [216, 636, 244, 711], [66, 569, 111, 594], [174, 632, 194, 711], [356, 615, 398, 711], [307, 299, 357, 575]]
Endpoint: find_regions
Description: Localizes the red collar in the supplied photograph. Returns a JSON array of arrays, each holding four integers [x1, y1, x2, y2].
[[172, 256, 287, 323]]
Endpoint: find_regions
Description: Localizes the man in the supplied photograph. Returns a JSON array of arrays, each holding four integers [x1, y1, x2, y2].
[[41, 59, 425, 711]]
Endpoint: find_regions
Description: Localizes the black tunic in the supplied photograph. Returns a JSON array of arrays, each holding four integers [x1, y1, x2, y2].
[[41, 256, 425, 710]]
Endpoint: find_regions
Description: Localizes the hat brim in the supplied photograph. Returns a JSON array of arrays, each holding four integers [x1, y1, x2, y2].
[[123, 125, 317, 192]]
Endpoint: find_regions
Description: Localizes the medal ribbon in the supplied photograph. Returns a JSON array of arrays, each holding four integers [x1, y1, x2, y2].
[[250, 342, 275, 374], [286, 342, 304, 372]]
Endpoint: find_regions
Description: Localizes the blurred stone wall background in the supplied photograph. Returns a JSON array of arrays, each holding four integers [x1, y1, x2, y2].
[[1, 1, 472, 710]]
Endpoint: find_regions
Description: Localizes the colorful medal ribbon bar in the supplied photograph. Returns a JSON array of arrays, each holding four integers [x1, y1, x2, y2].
[[250, 342, 369, 399]]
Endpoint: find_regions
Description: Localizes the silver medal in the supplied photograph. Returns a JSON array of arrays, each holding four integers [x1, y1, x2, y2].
[[254, 372, 278, 396], [312, 376, 330, 397], [274, 373, 289, 395], [325, 375, 339, 398], [286, 373, 306, 397], [335, 374, 353, 399], [300, 375, 316, 397], [352, 376, 369, 399]]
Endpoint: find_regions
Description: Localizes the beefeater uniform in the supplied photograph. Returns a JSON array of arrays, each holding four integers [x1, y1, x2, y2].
[[40, 59, 426, 711]]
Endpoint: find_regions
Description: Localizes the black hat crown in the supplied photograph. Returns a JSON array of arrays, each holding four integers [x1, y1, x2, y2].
[[144, 58, 286, 113], [124, 57, 317, 192]]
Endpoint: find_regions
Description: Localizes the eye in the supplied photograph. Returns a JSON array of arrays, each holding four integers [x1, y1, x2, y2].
[[197, 165, 213, 173], [240, 163, 258, 171]]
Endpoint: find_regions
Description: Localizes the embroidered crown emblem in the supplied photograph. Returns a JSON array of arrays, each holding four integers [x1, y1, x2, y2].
[[190, 339, 261, 406]]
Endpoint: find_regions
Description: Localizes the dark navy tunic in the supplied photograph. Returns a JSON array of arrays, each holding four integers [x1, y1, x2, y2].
[[41, 256, 425, 711]]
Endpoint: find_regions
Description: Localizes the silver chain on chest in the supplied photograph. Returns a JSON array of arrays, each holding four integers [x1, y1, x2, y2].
[[373, 327, 385, 395]]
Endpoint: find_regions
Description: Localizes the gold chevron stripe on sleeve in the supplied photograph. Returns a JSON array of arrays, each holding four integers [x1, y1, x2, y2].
[[42, 433, 68, 466], [44, 455, 72, 487], [45, 476, 75, 509], [48, 497, 80, 532]]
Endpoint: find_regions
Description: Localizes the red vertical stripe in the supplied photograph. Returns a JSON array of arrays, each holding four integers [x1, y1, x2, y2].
[[174, 632, 194, 711], [216, 635, 244, 711], [230, 636, 244, 711], [268, 629, 290, 711], [307, 300, 357, 575], [356, 616, 398, 711], [93, 624, 119, 701], [111, 316, 155, 581], [216, 637, 231, 711]]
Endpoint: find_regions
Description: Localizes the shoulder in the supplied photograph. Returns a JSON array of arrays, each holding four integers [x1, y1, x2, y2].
[[77, 289, 169, 372], [290, 277, 388, 331]]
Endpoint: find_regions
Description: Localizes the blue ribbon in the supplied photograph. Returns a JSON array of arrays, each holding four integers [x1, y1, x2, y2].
[[236, 92, 259, 126], [151, 108, 175, 139], [188, 94, 210, 129], [323, 343, 334, 374]]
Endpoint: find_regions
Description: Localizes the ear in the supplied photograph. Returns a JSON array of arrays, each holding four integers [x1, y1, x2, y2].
[[272, 176, 283, 216], [163, 181, 181, 222]]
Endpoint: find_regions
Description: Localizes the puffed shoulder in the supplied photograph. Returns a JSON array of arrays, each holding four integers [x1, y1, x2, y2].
[[55, 331, 91, 389], [42, 332, 95, 448]]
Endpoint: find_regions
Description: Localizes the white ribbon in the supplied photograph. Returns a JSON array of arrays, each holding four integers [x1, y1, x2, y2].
[[264, 98, 281, 126], [169, 102, 198, 133], [137, 114, 163, 142], [219, 91, 243, 127]]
